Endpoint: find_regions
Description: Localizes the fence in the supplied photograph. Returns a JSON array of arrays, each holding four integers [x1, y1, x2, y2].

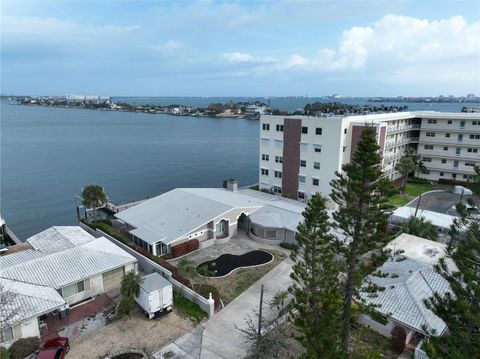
[[78, 222, 215, 317]]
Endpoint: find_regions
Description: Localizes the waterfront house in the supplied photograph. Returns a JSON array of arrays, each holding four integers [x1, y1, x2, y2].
[[0, 226, 136, 347]]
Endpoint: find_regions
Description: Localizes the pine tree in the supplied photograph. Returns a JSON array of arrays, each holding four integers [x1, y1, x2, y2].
[[423, 221, 480, 359], [330, 125, 393, 356], [289, 194, 344, 358]]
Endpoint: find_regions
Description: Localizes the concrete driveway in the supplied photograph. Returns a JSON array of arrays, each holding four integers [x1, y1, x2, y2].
[[153, 256, 293, 359]]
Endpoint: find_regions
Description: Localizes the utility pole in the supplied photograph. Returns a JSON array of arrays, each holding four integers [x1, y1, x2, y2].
[[257, 284, 264, 346], [414, 193, 422, 218]]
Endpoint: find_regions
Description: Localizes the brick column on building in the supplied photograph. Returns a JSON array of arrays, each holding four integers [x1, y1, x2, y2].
[[282, 118, 301, 199]]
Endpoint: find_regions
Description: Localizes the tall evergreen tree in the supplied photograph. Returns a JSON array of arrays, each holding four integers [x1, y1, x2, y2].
[[330, 125, 393, 356], [289, 194, 344, 358], [423, 220, 480, 358]]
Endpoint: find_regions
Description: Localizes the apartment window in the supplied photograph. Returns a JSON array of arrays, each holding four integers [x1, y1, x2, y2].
[[273, 186, 282, 194], [312, 178, 319, 186], [427, 119, 437, 124], [316, 128, 322, 135], [439, 172, 444, 177], [460, 121, 465, 128], [469, 134, 480, 139], [261, 168, 269, 176], [262, 123, 270, 131], [343, 146, 347, 152], [60, 281, 85, 298], [344, 128, 347, 134], [465, 162, 476, 167], [424, 145, 434, 150], [473, 121, 478, 125], [426, 132, 435, 137], [298, 191, 305, 199], [275, 156, 283, 163], [456, 147, 461, 155], [302, 126, 308, 134], [298, 175, 306, 183], [261, 154, 269, 161], [300, 160, 306, 167], [463, 175, 469, 179], [276, 124, 284, 132], [453, 160, 459, 168], [447, 120, 452, 124], [314, 145, 322, 153], [274, 170, 282, 178], [443, 146, 449, 151], [422, 157, 432, 162], [467, 148, 479, 153], [445, 133, 450, 138], [421, 169, 430, 174], [458, 134, 463, 142], [452, 173, 457, 179], [313, 162, 320, 169], [1, 327, 14, 344], [441, 159, 447, 164]]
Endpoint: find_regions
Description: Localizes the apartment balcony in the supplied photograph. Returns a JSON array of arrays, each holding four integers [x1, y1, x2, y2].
[[386, 124, 421, 134], [383, 152, 403, 162], [385, 137, 419, 148]]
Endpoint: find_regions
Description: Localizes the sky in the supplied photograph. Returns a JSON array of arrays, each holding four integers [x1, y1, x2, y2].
[[1, 0, 479, 97]]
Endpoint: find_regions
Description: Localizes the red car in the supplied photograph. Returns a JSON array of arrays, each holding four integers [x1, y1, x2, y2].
[[36, 337, 70, 359]]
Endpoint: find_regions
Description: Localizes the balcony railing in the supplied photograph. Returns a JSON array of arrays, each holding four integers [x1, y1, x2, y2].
[[386, 124, 421, 134]]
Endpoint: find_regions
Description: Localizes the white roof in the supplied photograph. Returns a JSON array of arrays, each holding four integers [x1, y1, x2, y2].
[[0, 278, 65, 328], [390, 207, 455, 230], [360, 257, 450, 335], [0, 249, 45, 268], [139, 272, 171, 294], [385, 233, 447, 266], [0, 237, 136, 289], [115, 188, 264, 245], [27, 226, 95, 253]]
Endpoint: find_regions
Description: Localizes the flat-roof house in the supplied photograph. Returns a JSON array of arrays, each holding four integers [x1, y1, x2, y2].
[[0, 226, 136, 347], [357, 233, 451, 348], [390, 206, 456, 237]]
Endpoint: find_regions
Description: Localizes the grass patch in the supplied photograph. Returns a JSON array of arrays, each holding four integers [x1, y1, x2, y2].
[[280, 242, 299, 251], [350, 325, 398, 359], [388, 181, 442, 207], [173, 291, 208, 324]]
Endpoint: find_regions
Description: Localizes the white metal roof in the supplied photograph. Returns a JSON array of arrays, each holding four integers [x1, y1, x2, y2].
[[359, 257, 450, 335], [139, 272, 171, 294], [27, 226, 95, 253], [0, 249, 45, 268], [0, 278, 65, 328], [0, 235, 136, 289], [390, 207, 455, 230], [115, 188, 264, 245]]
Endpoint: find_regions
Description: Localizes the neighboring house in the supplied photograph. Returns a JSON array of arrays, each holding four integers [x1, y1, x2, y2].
[[357, 234, 451, 347], [0, 226, 137, 347], [390, 207, 456, 238]]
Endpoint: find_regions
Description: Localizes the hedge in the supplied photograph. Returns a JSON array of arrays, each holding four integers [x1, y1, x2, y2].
[[8, 337, 41, 359], [171, 239, 200, 258]]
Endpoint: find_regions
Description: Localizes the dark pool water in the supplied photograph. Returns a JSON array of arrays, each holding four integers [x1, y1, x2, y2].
[[197, 250, 273, 277]]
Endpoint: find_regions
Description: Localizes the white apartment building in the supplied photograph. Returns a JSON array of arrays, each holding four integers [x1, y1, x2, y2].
[[259, 112, 480, 202]]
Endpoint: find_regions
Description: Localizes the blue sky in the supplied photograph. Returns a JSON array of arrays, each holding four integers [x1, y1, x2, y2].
[[1, 0, 479, 97]]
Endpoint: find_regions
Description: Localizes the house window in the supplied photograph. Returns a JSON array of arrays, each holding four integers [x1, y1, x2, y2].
[[300, 160, 306, 167], [276, 124, 284, 132], [427, 119, 437, 124], [261, 168, 269, 176], [275, 156, 283, 163], [316, 128, 322, 135], [313, 162, 320, 169], [312, 178, 319, 186], [1, 327, 14, 344], [274, 170, 282, 178], [444, 146, 448, 151], [262, 123, 270, 131], [441, 159, 447, 164], [265, 229, 277, 238], [426, 132, 435, 137], [273, 186, 282, 194], [156, 242, 168, 255], [314, 145, 322, 153], [298, 191, 305, 199], [302, 126, 308, 134], [261, 154, 269, 161], [61, 281, 85, 298], [298, 175, 306, 183], [440, 172, 444, 177], [445, 133, 450, 138], [424, 145, 434, 150], [467, 148, 478, 153]]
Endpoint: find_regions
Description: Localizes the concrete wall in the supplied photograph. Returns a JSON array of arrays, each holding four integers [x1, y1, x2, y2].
[[358, 313, 416, 345], [61, 274, 104, 305]]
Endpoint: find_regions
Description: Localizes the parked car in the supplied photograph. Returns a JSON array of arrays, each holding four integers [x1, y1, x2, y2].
[[36, 337, 70, 359]]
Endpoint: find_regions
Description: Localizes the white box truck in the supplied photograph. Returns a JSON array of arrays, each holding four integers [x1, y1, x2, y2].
[[135, 272, 173, 319]]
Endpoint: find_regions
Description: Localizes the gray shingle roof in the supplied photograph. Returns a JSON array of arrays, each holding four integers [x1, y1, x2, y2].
[[360, 257, 450, 335]]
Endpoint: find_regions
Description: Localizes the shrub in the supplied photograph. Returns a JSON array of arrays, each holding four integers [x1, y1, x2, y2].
[[279, 242, 299, 251], [0, 347, 10, 359], [8, 337, 41, 359], [391, 326, 407, 353], [171, 239, 200, 258], [197, 284, 221, 309]]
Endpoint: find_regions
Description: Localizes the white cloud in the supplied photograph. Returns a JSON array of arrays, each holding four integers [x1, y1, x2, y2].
[[151, 40, 185, 55], [222, 52, 277, 63]]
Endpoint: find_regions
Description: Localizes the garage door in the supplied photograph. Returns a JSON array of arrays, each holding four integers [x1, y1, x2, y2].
[[102, 267, 125, 292]]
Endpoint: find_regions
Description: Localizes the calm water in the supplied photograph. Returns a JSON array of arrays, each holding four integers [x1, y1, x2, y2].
[[0, 101, 259, 239], [0, 98, 473, 239]]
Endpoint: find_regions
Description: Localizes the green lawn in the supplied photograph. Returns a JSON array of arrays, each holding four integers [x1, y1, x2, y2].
[[388, 181, 442, 207]]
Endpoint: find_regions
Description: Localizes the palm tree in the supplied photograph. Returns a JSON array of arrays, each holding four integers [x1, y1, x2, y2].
[[119, 271, 143, 316], [398, 215, 438, 241], [82, 184, 107, 222], [395, 155, 415, 192]]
